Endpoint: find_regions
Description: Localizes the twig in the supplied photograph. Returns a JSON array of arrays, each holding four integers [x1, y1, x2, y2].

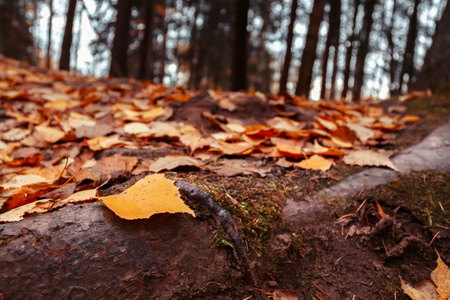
[[175, 180, 257, 285], [428, 231, 440, 247]]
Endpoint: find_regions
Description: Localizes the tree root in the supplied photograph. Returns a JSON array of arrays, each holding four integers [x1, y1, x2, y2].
[[175, 180, 257, 285]]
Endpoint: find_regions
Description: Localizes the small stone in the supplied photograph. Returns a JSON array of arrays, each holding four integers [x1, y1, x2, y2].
[[267, 280, 277, 287]]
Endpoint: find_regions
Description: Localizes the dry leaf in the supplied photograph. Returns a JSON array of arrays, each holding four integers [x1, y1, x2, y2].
[[343, 150, 399, 171], [149, 154, 204, 173], [101, 174, 195, 220], [295, 155, 333, 171], [401, 277, 437, 300], [430, 256, 450, 300]]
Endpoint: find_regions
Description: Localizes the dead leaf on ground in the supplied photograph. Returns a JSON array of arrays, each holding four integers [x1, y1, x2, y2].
[[343, 150, 399, 171], [101, 174, 195, 220]]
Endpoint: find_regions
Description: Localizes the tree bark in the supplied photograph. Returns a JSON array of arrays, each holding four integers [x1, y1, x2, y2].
[[413, 2, 450, 91], [0, 203, 236, 299], [46, 0, 54, 69], [352, 0, 377, 101], [109, 0, 132, 77], [231, 0, 249, 91], [138, 3, 154, 80], [399, 0, 420, 92], [279, 0, 298, 94], [321, 0, 341, 100], [59, 0, 77, 71], [295, 0, 327, 97]]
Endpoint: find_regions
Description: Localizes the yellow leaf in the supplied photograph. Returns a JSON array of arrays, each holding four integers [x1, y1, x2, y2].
[[431, 256, 450, 300], [295, 155, 333, 171], [101, 174, 195, 220]]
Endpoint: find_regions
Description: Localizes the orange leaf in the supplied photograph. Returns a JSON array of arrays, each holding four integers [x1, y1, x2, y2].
[[101, 174, 195, 220], [375, 201, 385, 219]]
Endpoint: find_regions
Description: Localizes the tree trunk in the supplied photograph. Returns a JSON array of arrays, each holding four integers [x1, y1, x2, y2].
[[187, 0, 200, 90], [321, 0, 341, 100], [231, 0, 249, 91], [158, 0, 167, 84], [341, 0, 360, 100], [399, 0, 420, 92], [46, 0, 54, 69], [138, 3, 154, 80], [0, 203, 236, 299], [295, 0, 327, 97], [388, 0, 400, 95], [352, 0, 377, 101], [109, 0, 132, 77], [59, 0, 77, 71], [279, 0, 298, 94], [413, 2, 450, 92]]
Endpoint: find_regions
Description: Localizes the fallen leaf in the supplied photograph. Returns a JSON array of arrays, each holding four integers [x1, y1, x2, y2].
[[430, 256, 450, 300], [101, 174, 195, 220], [149, 154, 204, 173], [295, 155, 334, 171], [401, 277, 437, 300], [343, 150, 399, 171]]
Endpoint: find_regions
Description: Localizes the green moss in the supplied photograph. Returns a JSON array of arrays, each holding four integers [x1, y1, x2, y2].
[[358, 170, 450, 231]]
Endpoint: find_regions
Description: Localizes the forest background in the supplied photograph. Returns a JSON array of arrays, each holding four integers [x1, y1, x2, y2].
[[0, 0, 449, 101]]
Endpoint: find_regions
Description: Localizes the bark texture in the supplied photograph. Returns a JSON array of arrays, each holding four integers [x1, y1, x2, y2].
[[231, 0, 249, 91], [0, 203, 235, 299]]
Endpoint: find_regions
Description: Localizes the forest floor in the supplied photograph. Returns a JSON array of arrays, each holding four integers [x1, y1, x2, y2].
[[0, 57, 449, 299]]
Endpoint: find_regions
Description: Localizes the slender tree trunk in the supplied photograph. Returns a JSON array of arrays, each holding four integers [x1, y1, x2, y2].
[[188, 0, 200, 90], [295, 0, 327, 97], [109, 0, 132, 77], [231, 0, 249, 91], [321, 0, 341, 100], [352, 0, 377, 101], [46, 0, 54, 69], [388, 0, 399, 95], [138, 3, 154, 80], [279, 0, 298, 94], [158, 0, 167, 84], [399, 0, 420, 92], [59, 0, 77, 71], [341, 0, 360, 100]]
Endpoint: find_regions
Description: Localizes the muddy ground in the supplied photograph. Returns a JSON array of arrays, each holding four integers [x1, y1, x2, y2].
[[1, 92, 450, 299]]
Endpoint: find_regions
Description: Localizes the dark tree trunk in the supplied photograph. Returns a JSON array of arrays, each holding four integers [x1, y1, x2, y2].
[[399, 0, 420, 92], [188, 0, 200, 90], [321, 0, 341, 100], [109, 0, 132, 77], [341, 0, 360, 100], [138, 3, 154, 80], [59, 0, 77, 71], [158, 0, 167, 84], [414, 2, 450, 91], [46, 0, 54, 69], [295, 0, 327, 97], [388, 0, 400, 95], [279, 0, 298, 94], [352, 0, 377, 101], [231, 0, 249, 91]]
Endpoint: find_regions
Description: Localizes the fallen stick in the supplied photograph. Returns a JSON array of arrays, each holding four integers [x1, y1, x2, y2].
[[175, 180, 257, 285]]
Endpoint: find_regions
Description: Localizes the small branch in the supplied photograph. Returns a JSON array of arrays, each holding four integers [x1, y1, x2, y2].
[[175, 180, 257, 285]]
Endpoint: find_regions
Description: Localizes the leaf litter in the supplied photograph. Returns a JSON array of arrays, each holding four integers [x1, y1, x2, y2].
[[1, 56, 449, 299]]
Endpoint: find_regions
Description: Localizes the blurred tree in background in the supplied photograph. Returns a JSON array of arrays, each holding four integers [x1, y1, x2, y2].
[[0, 0, 447, 100]]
